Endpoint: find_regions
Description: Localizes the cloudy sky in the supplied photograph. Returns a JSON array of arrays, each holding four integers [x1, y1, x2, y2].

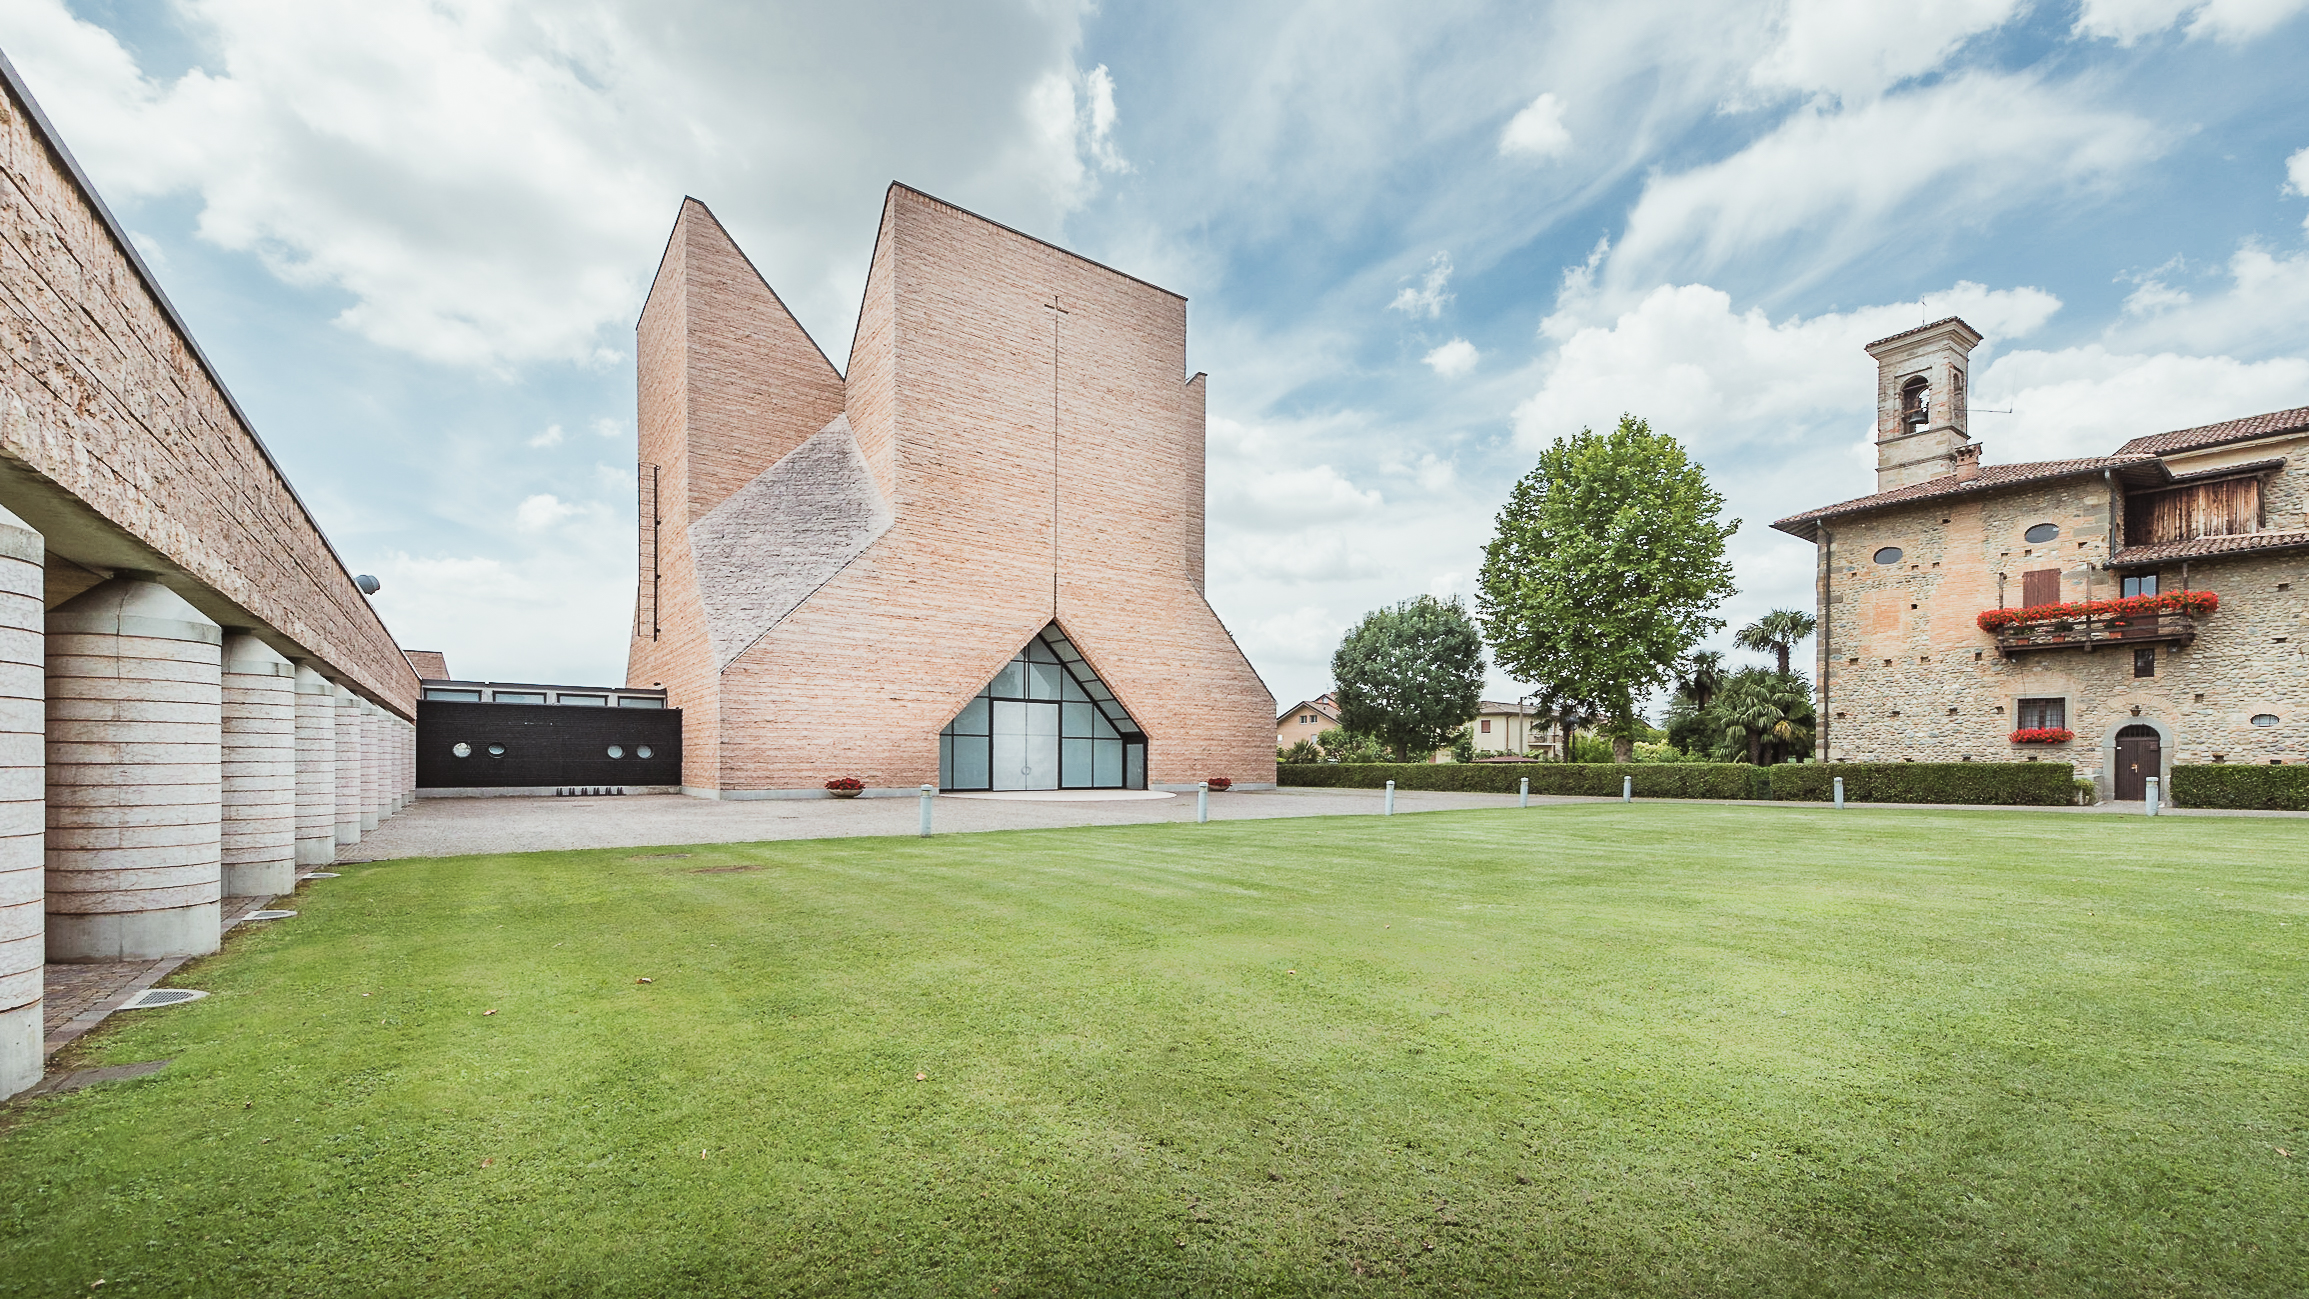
[[5, 0, 2307, 711]]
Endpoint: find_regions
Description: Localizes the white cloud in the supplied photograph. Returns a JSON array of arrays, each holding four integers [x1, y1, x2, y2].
[[2073, 0, 2309, 43], [2288, 145, 2309, 224], [1599, 72, 2165, 302], [591, 417, 624, 439], [1389, 252, 1454, 318], [1209, 462, 1384, 533], [526, 423, 565, 449], [513, 493, 582, 531], [1976, 347, 2309, 459], [1749, 0, 2025, 103], [1498, 92, 1571, 159], [1423, 337, 1480, 377], [2107, 243, 2309, 357]]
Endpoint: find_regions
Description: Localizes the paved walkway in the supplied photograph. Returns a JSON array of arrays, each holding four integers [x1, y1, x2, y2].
[[41, 895, 272, 1059], [341, 785, 2303, 863]]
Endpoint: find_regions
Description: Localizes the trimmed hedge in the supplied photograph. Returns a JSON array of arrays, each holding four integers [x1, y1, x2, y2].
[[2171, 764, 2309, 811], [1278, 760, 2077, 805]]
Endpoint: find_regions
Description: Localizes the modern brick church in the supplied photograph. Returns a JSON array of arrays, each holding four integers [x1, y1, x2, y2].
[[627, 186, 1274, 796]]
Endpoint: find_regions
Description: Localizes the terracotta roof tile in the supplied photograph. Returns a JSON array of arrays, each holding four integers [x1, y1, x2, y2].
[[2106, 530, 2309, 567], [1863, 315, 1976, 351], [1771, 456, 2151, 537], [2116, 405, 2309, 456]]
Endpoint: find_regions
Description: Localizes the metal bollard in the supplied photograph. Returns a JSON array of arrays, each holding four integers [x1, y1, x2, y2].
[[1384, 780, 1395, 816], [1622, 775, 1632, 803], [1519, 776, 1529, 808], [919, 784, 935, 837], [2145, 776, 2159, 816], [1833, 776, 1844, 810], [1197, 781, 1209, 824]]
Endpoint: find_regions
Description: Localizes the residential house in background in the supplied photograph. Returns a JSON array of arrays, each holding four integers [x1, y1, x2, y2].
[[1773, 316, 2308, 800], [1274, 693, 1340, 749]]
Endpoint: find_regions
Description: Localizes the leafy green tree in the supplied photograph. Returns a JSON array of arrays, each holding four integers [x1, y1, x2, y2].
[[1478, 416, 1738, 762], [1314, 726, 1389, 764], [1733, 609, 1818, 676], [1714, 668, 1816, 766], [1448, 728, 1478, 764], [1330, 596, 1486, 762]]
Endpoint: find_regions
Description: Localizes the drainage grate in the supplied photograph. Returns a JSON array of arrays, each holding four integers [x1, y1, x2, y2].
[[121, 988, 208, 1010], [557, 787, 627, 797], [244, 909, 297, 921], [299, 871, 340, 879]]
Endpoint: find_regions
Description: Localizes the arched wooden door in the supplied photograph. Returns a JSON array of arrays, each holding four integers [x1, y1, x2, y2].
[[2114, 725, 2161, 801]]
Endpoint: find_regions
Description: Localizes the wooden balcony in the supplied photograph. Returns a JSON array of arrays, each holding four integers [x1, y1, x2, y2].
[[1993, 611, 2199, 657]]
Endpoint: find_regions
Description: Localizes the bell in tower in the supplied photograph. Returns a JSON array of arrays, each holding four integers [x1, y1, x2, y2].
[[1864, 316, 1982, 491]]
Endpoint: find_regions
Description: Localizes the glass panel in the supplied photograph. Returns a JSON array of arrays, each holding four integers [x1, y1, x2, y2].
[[557, 694, 607, 706], [1026, 701, 1059, 736], [993, 700, 1030, 735], [1093, 710, 1118, 739], [954, 736, 989, 789], [1062, 738, 1092, 786], [1029, 661, 1063, 700], [1026, 639, 1059, 664], [994, 658, 1026, 698], [1027, 729, 1057, 788], [616, 696, 664, 708], [1083, 679, 1113, 701], [424, 689, 482, 702], [1061, 673, 1089, 702], [1095, 738, 1122, 785], [491, 691, 545, 704], [992, 732, 1027, 789], [1124, 743, 1144, 789], [952, 696, 990, 735], [939, 734, 952, 788], [1050, 639, 1082, 662], [1062, 701, 1096, 737]]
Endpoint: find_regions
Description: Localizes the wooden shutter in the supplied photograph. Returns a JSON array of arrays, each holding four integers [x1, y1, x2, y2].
[[2021, 568, 2061, 607]]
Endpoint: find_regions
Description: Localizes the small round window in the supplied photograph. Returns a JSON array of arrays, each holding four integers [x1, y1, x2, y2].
[[607, 745, 625, 759], [2250, 714, 2280, 727], [451, 742, 471, 758], [636, 746, 653, 760], [2024, 523, 2060, 543], [1873, 547, 1903, 565], [487, 744, 506, 757]]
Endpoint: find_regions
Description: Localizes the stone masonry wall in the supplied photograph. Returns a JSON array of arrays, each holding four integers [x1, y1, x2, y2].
[[0, 74, 415, 715], [1815, 467, 2308, 793]]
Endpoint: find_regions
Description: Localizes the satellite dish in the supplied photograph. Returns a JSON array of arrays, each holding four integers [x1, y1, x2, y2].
[[354, 574, 381, 595]]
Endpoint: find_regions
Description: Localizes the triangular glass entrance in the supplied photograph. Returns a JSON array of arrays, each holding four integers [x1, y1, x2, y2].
[[939, 623, 1146, 791]]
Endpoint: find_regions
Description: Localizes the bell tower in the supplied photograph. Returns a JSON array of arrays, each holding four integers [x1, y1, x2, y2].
[[1864, 316, 1982, 491]]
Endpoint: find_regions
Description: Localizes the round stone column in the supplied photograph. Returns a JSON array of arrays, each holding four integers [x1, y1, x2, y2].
[[396, 718, 412, 811], [220, 634, 296, 897], [358, 700, 381, 832], [46, 577, 221, 962], [293, 665, 335, 866], [0, 506, 43, 1100], [333, 686, 361, 846]]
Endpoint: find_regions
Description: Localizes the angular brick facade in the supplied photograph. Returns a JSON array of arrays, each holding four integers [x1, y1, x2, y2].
[[629, 187, 1273, 794]]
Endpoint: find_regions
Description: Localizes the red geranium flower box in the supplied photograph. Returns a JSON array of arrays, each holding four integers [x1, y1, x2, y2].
[[1205, 777, 1232, 791], [824, 777, 864, 798], [1977, 589, 2216, 634], [2009, 728, 2074, 745]]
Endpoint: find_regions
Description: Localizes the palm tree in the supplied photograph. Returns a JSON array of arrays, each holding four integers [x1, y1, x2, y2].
[[1715, 669, 1816, 765], [1734, 609, 1818, 676], [1676, 650, 1727, 709]]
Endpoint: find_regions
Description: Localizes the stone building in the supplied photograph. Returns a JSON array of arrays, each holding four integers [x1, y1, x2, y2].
[[1774, 317, 2309, 799], [628, 188, 1273, 795], [0, 51, 416, 1097]]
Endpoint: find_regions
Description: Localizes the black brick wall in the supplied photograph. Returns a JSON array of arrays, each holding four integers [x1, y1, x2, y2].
[[417, 701, 683, 788]]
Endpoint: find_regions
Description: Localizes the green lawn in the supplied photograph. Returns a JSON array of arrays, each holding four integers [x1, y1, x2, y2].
[[3, 805, 2304, 1297]]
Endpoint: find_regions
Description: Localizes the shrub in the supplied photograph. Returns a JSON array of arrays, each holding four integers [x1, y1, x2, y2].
[[1276, 760, 2078, 805], [2171, 764, 2309, 811], [2074, 777, 2098, 806]]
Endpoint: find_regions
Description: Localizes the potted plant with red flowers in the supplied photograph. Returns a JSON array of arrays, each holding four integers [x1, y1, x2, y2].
[[2008, 727, 2074, 745], [1205, 777, 1232, 791], [824, 777, 864, 799]]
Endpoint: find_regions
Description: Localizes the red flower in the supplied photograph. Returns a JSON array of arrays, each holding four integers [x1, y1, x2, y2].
[[823, 777, 864, 791], [1976, 589, 2216, 634], [1205, 777, 1233, 791], [2009, 728, 2074, 744]]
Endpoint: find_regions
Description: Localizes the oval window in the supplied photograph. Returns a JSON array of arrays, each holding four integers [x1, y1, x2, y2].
[[1873, 547, 1903, 565], [607, 745, 625, 759], [451, 742, 471, 758], [2024, 523, 2060, 543], [2250, 714, 2279, 727], [636, 746, 653, 760], [487, 744, 506, 757]]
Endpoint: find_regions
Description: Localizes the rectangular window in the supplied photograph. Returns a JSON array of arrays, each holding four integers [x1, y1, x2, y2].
[[616, 696, 664, 708], [1480, 720, 1492, 734], [2122, 574, 2158, 598], [423, 688, 481, 702], [556, 694, 607, 706], [2020, 568, 2061, 607], [2134, 647, 2156, 678], [489, 691, 545, 705], [2017, 697, 2066, 730]]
